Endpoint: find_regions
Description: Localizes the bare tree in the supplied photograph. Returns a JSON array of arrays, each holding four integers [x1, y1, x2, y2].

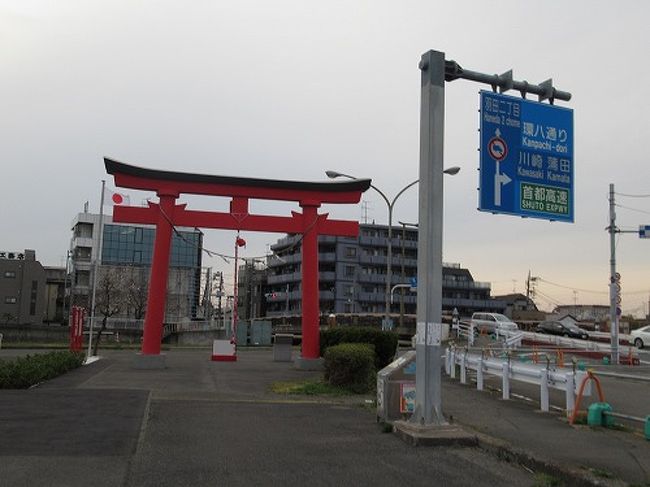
[[2, 313, 15, 325], [125, 267, 148, 320], [93, 268, 123, 355]]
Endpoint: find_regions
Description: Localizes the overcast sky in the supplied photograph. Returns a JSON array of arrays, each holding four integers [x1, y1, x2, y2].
[[2, 1, 649, 315]]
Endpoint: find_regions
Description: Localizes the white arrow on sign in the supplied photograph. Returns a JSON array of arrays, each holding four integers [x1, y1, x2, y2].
[[494, 160, 512, 207]]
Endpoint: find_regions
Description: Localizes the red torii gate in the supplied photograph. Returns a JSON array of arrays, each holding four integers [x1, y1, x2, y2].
[[105, 158, 370, 365]]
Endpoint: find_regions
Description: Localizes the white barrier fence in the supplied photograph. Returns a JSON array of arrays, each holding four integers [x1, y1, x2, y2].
[[445, 346, 591, 416], [459, 324, 636, 359]]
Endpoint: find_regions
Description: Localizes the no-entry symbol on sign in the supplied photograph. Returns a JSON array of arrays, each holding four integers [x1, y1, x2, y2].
[[488, 135, 508, 161]]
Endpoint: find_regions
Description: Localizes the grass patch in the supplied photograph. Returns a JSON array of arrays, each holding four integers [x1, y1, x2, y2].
[[271, 379, 354, 396], [589, 468, 613, 479], [532, 473, 562, 487]]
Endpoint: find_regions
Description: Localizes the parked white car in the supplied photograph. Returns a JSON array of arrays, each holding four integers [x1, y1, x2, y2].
[[470, 312, 519, 334], [630, 325, 650, 349]]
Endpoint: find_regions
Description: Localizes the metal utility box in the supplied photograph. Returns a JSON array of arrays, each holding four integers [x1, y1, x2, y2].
[[273, 334, 294, 362], [250, 321, 272, 345], [236, 322, 249, 347], [377, 351, 417, 423]]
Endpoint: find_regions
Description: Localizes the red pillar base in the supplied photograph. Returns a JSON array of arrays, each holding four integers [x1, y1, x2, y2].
[[211, 355, 238, 362]]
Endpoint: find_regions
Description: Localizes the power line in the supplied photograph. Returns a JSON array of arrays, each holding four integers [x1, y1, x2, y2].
[[615, 203, 650, 216], [538, 277, 649, 296], [615, 192, 650, 198], [537, 277, 608, 295]]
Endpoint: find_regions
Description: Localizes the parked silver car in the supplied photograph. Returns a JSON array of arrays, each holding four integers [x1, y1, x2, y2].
[[470, 312, 519, 334]]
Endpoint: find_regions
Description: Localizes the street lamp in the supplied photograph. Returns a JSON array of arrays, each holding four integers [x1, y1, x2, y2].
[[327, 171, 416, 330], [326, 168, 459, 331]]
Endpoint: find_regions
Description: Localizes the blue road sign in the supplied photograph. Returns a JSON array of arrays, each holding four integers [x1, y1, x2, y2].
[[479, 91, 574, 222], [639, 225, 650, 238]]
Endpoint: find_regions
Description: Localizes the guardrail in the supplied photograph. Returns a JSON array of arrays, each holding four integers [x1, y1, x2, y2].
[[499, 329, 639, 362], [164, 321, 225, 335], [445, 346, 590, 416]]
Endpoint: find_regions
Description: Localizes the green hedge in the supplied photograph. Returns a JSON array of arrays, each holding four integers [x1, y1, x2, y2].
[[0, 351, 85, 389], [324, 343, 375, 393], [320, 327, 398, 369]]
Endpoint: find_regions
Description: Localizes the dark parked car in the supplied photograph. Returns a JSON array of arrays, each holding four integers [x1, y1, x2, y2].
[[535, 321, 589, 340]]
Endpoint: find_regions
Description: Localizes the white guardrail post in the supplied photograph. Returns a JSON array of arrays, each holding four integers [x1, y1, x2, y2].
[[540, 368, 549, 412], [565, 372, 575, 417], [445, 347, 451, 375], [445, 348, 585, 414], [450, 348, 456, 379], [460, 350, 467, 384], [502, 361, 510, 400]]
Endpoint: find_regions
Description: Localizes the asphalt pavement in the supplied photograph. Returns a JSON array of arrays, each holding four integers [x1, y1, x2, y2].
[[1, 348, 649, 486]]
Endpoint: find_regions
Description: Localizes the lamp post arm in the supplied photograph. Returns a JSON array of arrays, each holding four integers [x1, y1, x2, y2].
[[390, 179, 419, 210], [369, 184, 391, 209]]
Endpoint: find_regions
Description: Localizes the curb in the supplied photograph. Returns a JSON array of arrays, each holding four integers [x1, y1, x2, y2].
[[468, 428, 627, 487]]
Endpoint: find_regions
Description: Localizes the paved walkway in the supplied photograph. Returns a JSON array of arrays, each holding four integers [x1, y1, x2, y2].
[[1, 348, 648, 486]]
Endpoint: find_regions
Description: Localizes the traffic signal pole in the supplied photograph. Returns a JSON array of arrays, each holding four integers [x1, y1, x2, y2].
[[608, 184, 620, 365]]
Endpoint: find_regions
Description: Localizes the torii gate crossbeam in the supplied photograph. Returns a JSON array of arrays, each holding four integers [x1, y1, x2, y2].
[[104, 158, 370, 366]]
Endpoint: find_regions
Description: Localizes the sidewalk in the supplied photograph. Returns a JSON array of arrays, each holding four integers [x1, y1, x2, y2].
[[442, 376, 649, 485], [0, 348, 648, 486]]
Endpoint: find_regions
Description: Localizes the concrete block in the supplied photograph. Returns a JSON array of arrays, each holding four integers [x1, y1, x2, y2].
[[293, 357, 324, 371], [393, 420, 478, 447]]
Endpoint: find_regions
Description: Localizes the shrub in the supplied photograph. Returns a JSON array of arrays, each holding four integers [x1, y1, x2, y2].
[[0, 351, 85, 389], [320, 327, 398, 369], [324, 343, 376, 393]]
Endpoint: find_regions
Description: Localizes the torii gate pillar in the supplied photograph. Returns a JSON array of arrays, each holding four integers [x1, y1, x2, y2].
[[299, 203, 320, 362]]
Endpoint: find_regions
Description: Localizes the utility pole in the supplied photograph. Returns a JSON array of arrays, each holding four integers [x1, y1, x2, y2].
[[217, 271, 223, 323], [608, 183, 620, 365]]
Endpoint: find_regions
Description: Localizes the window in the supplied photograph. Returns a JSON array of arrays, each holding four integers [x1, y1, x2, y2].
[[30, 280, 38, 315], [5, 297, 17, 304], [344, 247, 357, 257], [344, 265, 355, 277], [4, 271, 16, 278]]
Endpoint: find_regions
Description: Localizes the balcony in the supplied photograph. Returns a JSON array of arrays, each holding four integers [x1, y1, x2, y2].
[[359, 255, 387, 265], [357, 273, 386, 284], [267, 272, 301, 284], [320, 271, 336, 281], [441, 280, 491, 290]]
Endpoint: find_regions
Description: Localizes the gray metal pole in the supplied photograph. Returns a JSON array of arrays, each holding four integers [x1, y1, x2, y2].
[[88, 180, 106, 357], [412, 50, 445, 425], [400, 223, 406, 328], [609, 183, 619, 364], [385, 207, 393, 330]]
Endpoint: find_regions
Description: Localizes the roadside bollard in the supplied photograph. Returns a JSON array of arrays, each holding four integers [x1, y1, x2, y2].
[[477, 356, 484, 391]]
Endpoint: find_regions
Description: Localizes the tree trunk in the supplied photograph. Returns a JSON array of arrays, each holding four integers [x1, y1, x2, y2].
[[93, 316, 108, 356]]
